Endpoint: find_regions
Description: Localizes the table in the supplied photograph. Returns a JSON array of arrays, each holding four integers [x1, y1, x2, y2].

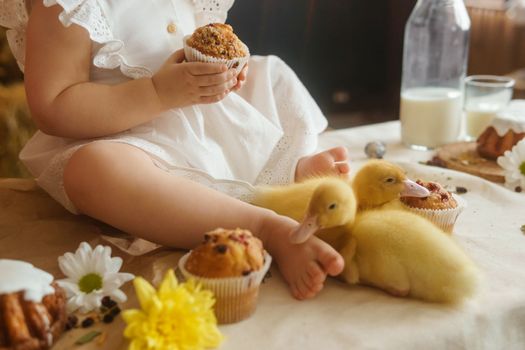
[[1, 121, 525, 349]]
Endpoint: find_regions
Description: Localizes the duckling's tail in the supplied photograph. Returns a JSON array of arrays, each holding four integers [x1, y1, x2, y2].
[[438, 264, 482, 304], [414, 262, 482, 304]]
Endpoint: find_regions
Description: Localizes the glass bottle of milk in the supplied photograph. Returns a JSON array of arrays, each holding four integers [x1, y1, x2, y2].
[[400, 0, 470, 150]]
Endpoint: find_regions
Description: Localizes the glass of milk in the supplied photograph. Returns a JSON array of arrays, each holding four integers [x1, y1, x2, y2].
[[464, 75, 515, 140], [400, 0, 471, 150]]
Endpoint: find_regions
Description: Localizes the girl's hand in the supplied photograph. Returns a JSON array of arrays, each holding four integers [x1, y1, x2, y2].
[[232, 63, 249, 91], [152, 49, 238, 110]]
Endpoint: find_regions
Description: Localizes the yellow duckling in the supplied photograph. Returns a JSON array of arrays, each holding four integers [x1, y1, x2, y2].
[[351, 159, 429, 210], [252, 176, 357, 248], [339, 209, 481, 304], [337, 160, 480, 303]]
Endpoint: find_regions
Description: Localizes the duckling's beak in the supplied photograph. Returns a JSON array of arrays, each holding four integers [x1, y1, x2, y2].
[[400, 179, 430, 197], [289, 214, 320, 244]]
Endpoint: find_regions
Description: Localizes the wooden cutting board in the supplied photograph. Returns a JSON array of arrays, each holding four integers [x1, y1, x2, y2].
[[436, 142, 505, 183]]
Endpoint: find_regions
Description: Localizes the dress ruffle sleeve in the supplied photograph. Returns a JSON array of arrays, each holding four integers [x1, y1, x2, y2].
[[0, 0, 151, 78], [43, 0, 151, 78]]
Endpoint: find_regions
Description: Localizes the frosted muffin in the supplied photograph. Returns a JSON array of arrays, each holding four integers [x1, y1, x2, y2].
[[0, 260, 67, 350], [401, 180, 465, 233], [183, 23, 250, 74], [179, 228, 271, 324]]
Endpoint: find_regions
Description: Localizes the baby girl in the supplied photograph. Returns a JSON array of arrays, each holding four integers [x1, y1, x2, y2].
[[1, 0, 350, 300]]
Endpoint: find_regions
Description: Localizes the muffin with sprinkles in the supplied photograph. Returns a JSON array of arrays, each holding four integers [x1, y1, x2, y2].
[[178, 228, 271, 324]]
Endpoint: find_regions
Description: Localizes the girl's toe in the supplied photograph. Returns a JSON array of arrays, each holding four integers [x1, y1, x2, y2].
[[328, 146, 348, 162], [336, 162, 350, 174], [291, 283, 305, 300], [316, 248, 344, 276], [306, 261, 326, 284]]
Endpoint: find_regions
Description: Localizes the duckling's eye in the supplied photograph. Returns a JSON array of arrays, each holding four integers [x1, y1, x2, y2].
[[385, 177, 396, 184], [328, 203, 337, 210]]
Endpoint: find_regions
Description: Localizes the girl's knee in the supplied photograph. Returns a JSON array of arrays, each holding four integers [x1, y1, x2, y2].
[[63, 142, 120, 204]]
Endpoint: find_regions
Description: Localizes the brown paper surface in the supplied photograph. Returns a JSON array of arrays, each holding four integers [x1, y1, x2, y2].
[[0, 179, 184, 350]]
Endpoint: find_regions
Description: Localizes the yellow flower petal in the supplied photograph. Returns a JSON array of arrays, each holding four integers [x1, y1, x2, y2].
[[133, 277, 156, 311], [158, 269, 178, 296]]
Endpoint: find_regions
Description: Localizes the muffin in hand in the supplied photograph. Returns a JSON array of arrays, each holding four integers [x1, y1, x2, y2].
[[178, 228, 271, 324], [184, 23, 250, 74]]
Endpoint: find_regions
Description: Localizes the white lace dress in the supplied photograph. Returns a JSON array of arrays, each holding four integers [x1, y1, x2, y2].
[[0, 0, 327, 213]]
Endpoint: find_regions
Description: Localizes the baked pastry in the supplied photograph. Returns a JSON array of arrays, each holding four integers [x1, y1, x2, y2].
[[401, 180, 457, 210], [401, 180, 465, 233], [0, 260, 67, 350], [477, 127, 525, 160], [179, 228, 271, 324], [185, 228, 264, 278], [183, 24, 250, 75], [186, 23, 248, 59], [476, 104, 525, 160]]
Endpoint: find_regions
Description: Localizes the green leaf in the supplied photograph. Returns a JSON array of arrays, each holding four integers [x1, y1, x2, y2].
[[75, 331, 102, 345]]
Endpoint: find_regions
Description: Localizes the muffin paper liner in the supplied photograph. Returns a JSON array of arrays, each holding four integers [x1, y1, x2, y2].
[[401, 194, 467, 234], [183, 35, 250, 75], [178, 251, 272, 324]]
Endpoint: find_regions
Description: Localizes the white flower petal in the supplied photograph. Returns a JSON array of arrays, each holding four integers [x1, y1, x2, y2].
[[78, 242, 93, 253], [496, 142, 525, 191], [109, 257, 123, 274], [59, 252, 85, 278], [56, 280, 80, 295], [58, 256, 78, 278], [103, 246, 113, 259], [109, 289, 127, 303], [66, 298, 80, 313], [93, 247, 108, 275], [497, 155, 512, 170], [118, 272, 135, 284], [81, 293, 102, 313], [514, 140, 525, 158]]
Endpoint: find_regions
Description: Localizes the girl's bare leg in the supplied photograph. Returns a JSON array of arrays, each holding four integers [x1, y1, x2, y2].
[[63, 142, 344, 300]]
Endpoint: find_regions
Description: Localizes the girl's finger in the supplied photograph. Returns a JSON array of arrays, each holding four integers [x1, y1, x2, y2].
[[198, 92, 228, 104], [238, 64, 248, 81], [198, 78, 237, 96], [194, 69, 236, 87], [167, 49, 186, 63], [186, 62, 228, 75]]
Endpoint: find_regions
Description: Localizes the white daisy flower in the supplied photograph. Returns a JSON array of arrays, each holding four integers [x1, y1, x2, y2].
[[57, 242, 134, 313], [497, 139, 525, 191]]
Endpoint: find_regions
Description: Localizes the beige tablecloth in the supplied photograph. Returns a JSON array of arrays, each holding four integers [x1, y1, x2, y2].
[[1, 121, 525, 349]]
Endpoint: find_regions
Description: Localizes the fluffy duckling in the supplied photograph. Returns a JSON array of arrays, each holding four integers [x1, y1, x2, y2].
[[337, 160, 480, 303], [352, 159, 429, 210], [252, 177, 357, 247], [339, 208, 480, 304]]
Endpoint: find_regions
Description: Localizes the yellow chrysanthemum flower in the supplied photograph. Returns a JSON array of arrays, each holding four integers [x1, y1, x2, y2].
[[122, 269, 224, 350]]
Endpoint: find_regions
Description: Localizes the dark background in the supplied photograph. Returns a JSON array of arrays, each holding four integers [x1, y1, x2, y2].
[[228, 0, 417, 125], [228, 0, 525, 127]]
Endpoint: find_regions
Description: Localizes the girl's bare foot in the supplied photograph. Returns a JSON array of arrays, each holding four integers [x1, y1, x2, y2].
[[295, 146, 350, 182], [259, 213, 344, 300]]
